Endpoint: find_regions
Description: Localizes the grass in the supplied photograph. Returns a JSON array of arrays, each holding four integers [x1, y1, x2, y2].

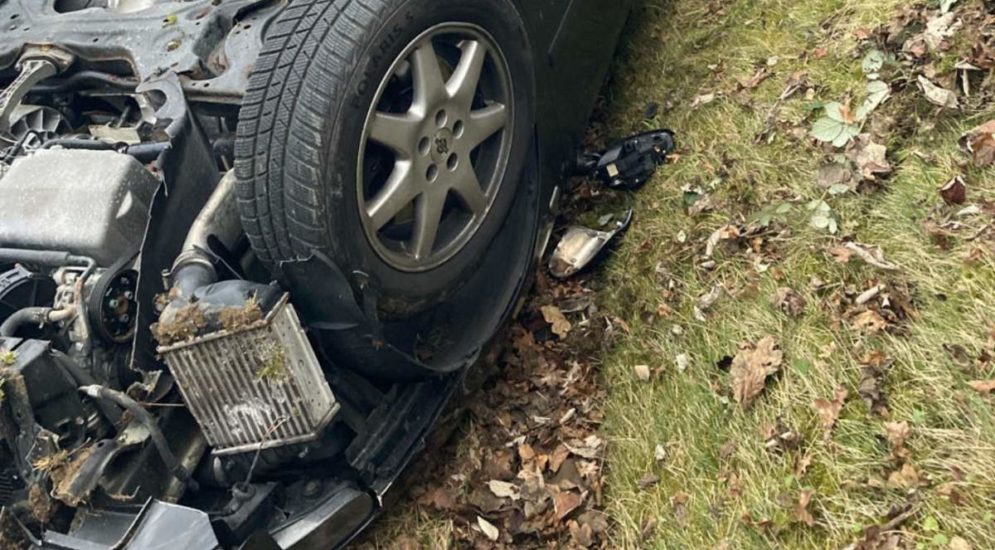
[[363, 0, 995, 548], [599, 0, 995, 548]]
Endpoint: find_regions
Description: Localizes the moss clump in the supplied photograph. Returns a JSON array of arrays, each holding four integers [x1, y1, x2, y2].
[[255, 344, 289, 381], [219, 297, 264, 333], [152, 304, 207, 346]]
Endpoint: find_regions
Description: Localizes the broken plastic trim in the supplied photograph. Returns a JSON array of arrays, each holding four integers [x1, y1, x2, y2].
[[577, 129, 676, 190], [548, 209, 633, 279]]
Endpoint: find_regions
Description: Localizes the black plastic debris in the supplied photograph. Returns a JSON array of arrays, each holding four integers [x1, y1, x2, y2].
[[577, 129, 675, 190]]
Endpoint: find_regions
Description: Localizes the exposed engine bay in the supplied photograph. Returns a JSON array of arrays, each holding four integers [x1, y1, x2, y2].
[[0, 1, 549, 547]]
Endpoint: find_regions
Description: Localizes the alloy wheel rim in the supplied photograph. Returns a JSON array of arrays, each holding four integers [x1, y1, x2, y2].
[[356, 23, 514, 272]]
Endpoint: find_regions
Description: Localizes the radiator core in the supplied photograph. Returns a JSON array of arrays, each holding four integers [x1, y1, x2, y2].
[[159, 296, 338, 455]]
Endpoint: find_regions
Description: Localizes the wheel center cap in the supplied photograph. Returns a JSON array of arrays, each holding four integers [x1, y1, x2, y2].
[[430, 128, 455, 164]]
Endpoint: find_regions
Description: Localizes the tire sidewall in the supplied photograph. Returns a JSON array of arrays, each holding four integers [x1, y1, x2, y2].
[[308, 0, 536, 313]]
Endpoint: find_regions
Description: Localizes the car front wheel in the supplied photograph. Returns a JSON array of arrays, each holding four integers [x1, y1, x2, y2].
[[235, 0, 538, 377]]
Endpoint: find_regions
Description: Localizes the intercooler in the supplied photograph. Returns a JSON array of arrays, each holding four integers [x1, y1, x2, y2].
[[158, 295, 339, 455]]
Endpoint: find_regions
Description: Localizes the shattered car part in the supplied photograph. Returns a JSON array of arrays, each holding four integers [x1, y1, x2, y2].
[[549, 209, 634, 279], [160, 290, 339, 455], [578, 129, 676, 190], [0, 0, 635, 547]]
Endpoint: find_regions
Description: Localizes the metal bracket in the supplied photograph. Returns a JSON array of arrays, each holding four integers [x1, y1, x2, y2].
[[0, 48, 75, 136], [0, 59, 56, 136]]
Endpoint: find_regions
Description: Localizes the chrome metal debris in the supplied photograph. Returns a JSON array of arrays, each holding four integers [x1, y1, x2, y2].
[[548, 209, 633, 279]]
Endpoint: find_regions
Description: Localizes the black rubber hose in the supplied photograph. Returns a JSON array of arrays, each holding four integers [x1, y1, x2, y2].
[[79, 385, 199, 491], [37, 138, 169, 163], [126, 141, 169, 163], [0, 307, 50, 337], [59, 362, 124, 426], [0, 248, 91, 268], [40, 138, 114, 151], [170, 263, 217, 307]]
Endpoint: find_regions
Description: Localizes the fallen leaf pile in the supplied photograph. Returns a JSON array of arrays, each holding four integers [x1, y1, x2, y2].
[[359, 274, 614, 548], [821, 274, 917, 336]]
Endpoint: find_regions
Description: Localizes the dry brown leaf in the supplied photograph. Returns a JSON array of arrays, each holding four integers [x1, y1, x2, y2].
[[886, 463, 920, 489], [922, 11, 960, 50], [737, 66, 772, 90], [831, 245, 854, 263], [416, 487, 457, 511], [554, 490, 583, 521], [518, 443, 535, 462], [818, 162, 855, 191], [394, 536, 421, 550], [795, 489, 815, 527], [841, 242, 900, 271], [884, 421, 911, 461], [939, 176, 967, 206], [960, 120, 995, 167], [477, 516, 500, 541], [852, 138, 892, 181], [968, 380, 995, 394], [705, 224, 741, 257], [690, 92, 717, 108], [569, 519, 594, 548], [771, 287, 807, 317], [730, 336, 783, 409], [858, 353, 890, 417], [949, 536, 972, 550], [637, 472, 660, 490], [794, 454, 813, 477], [564, 435, 603, 459], [918, 75, 959, 109], [541, 305, 572, 338], [550, 444, 570, 473], [487, 479, 521, 500], [671, 490, 689, 527], [838, 103, 858, 125], [852, 310, 888, 334], [813, 387, 849, 433]]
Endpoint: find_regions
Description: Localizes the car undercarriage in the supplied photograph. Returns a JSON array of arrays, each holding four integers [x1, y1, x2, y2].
[[0, 0, 634, 547]]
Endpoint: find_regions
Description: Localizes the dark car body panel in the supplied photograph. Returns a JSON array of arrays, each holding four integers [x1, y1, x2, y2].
[[518, 0, 633, 182]]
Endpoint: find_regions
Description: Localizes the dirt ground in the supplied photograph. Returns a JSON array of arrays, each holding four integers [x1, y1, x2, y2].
[[359, 0, 995, 548]]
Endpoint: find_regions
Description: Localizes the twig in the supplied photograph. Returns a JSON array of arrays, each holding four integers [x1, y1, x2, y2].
[[755, 80, 805, 144], [844, 242, 900, 271], [966, 221, 992, 241], [244, 416, 290, 485]]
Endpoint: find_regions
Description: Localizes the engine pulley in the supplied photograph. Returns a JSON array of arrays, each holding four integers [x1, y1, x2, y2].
[[0, 104, 71, 150], [87, 267, 138, 343]]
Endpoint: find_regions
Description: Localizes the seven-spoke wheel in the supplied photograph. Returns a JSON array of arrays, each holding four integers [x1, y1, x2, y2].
[[236, 0, 536, 333], [358, 24, 514, 272]]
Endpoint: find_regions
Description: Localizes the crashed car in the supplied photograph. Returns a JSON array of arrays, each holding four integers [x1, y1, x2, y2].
[[0, 0, 635, 547]]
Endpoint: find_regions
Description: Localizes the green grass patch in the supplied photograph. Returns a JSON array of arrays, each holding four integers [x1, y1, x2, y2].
[[599, 0, 995, 548]]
